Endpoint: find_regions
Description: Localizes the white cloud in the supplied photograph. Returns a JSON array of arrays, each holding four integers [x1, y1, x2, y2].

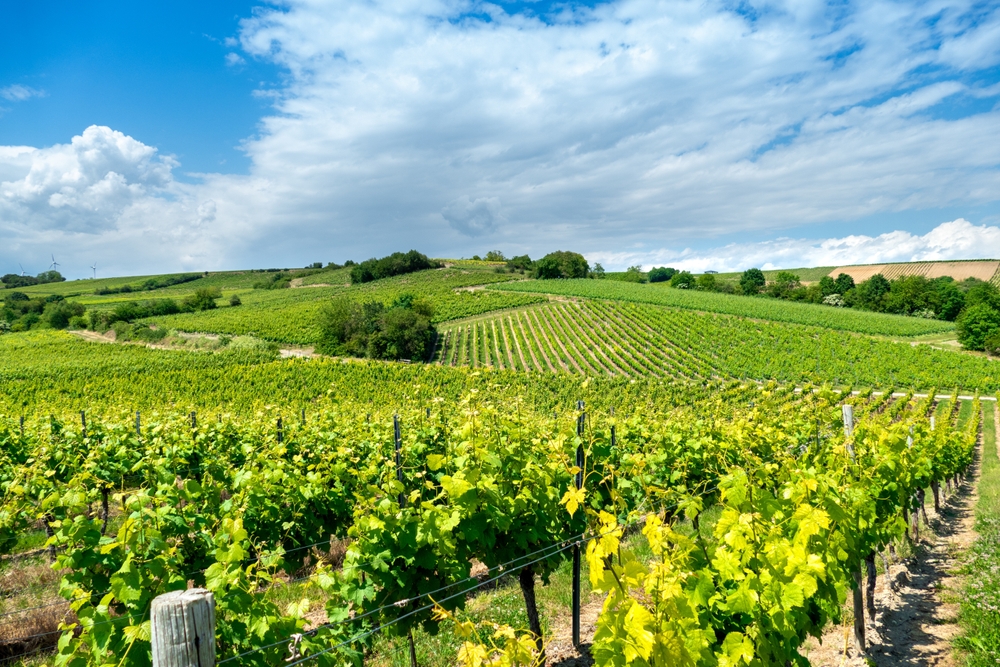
[[0, 84, 45, 102], [4, 1, 1000, 276], [225, 52, 246, 67], [588, 219, 1000, 272]]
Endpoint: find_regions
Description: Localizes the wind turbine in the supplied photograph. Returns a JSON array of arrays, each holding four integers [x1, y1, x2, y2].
[[50, 255, 60, 272], [18, 264, 26, 277], [91, 263, 97, 279]]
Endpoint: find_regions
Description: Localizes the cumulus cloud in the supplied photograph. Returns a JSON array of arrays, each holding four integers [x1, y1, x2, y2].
[[0, 84, 45, 102], [588, 219, 1000, 272], [5, 0, 1000, 276], [0, 126, 177, 233]]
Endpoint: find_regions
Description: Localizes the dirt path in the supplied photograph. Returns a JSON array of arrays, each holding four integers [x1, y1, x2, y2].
[[545, 597, 604, 666], [805, 446, 982, 665]]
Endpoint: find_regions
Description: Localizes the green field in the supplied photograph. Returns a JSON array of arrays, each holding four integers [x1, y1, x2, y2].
[[436, 300, 998, 391], [490, 278, 955, 336]]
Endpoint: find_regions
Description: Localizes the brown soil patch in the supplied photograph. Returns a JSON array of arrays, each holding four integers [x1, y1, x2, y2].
[[545, 596, 605, 666], [803, 450, 980, 666]]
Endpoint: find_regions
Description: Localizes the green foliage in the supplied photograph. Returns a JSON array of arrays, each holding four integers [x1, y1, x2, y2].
[[94, 274, 201, 295], [350, 250, 440, 284], [696, 273, 717, 291], [317, 294, 436, 361], [184, 287, 223, 312], [506, 255, 534, 272], [252, 272, 292, 290], [647, 267, 676, 283], [669, 271, 695, 289], [533, 251, 589, 279], [1, 271, 66, 289], [957, 303, 1000, 351], [590, 263, 606, 278], [492, 279, 955, 337], [740, 268, 766, 294], [229, 294, 242, 307], [485, 250, 507, 262]]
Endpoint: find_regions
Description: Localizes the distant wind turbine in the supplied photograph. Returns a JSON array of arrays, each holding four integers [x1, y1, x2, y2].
[[91, 263, 97, 279], [18, 264, 26, 277], [50, 255, 60, 272]]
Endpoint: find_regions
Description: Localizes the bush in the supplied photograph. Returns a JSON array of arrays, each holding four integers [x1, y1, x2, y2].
[[316, 294, 436, 361], [696, 274, 717, 291], [132, 326, 168, 343], [68, 316, 88, 329], [669, 271, 695, 289], [533, 251, 589, 279], [506, 255, 533, 272], [350, 250, 439, 284], [44, 300, 85, 329], [230, 295, 242, 307], [648, 267, 676, 283], [739, 268, 766, 295], [112, 321, 132, 341], [957, 303, 1000, 351], [185, 288, 222, 311]]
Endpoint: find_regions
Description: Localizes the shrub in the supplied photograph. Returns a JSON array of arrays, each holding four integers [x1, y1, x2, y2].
[[506, 255, 533, 272], [350, 250, 439, 284], [648, 267, 676, 283], [533, 251, 589, 279], [316, 294, 436, 361], [957, 303, 1000, 351], [230, 295, 243, 307], [696, 274, 717, 291], [185, 288, 222, 311], [739, 268, 766, 294], [669, 271, 695, 289], [132, 326, 168, 343]]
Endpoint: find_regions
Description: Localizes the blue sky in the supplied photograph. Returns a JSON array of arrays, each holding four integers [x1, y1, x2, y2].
[[2, 0, 1000, 277]]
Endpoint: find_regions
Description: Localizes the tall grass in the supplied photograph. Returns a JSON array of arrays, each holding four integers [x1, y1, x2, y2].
[[958, 401, 1000, 664]]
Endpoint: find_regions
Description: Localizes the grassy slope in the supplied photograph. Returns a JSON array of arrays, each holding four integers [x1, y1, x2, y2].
[[141, 268, 544, 344], [959, 400, 1000, 665], [707, 266, 836, 282], [491, 279, 954, 337]]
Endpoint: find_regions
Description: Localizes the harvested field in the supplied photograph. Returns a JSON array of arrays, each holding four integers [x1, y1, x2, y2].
[[829, 260, 1000, 284]]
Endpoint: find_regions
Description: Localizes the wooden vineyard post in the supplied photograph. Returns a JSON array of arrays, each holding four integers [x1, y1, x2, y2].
[[277, 417, 284, 443], [80, 411, 87, 438], [394, 414, 404, 507], [136, 411, 141, 438], [843, 403, 866, 651], [19, 415, 24, 437], [572, 401, 584, 647], [151, 588, 215, 667]]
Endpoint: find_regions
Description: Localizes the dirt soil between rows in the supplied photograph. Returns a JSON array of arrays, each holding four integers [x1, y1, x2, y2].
[[804, 447, 982, 665]]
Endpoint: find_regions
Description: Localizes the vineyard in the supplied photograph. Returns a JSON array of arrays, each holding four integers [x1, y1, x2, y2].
[[435, 301, 1000, 391], [141, 269, 543, 345], [489, 279, 956, 337], [0, 377, 983, 667]]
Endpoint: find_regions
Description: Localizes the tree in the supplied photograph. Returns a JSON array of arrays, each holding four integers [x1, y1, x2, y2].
[[350, 250, 439, 284], [316, 294, 435, 360], [957, 303, 1000, 351], [533, 251, 589, 279], [590, 263, 605, 278], [819, 276, 837, 297], [696, 273, 717, 291], [184, 287, 222, 311], [669, 271, 695, 288], [963, 281, 1000, 311], [485, 250, 507, 262], [833, 273, 855, 295], [506, 255, 533, 272], [851, 274, 890, 310], [647, 267, 676, 283], [620, 266, 646, 283], [739, 268, 766, 294]]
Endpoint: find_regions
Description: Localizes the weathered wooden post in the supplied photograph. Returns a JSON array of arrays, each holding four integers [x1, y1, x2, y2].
[[151, 588, 215, 667], [843, 403, 866, 650], [572, 401, 585, 647]]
